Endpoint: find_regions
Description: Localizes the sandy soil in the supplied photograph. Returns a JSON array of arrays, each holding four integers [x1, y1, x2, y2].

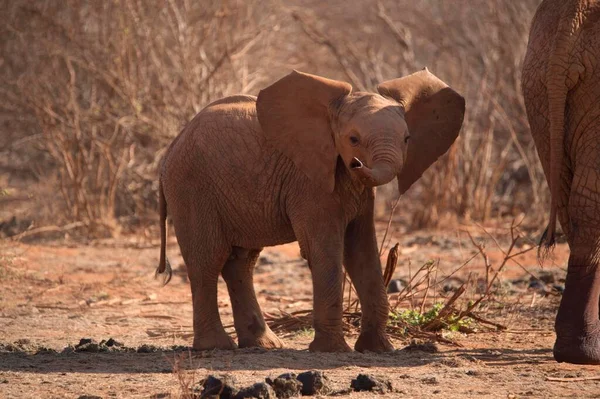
[[1, 224, 599, 398]]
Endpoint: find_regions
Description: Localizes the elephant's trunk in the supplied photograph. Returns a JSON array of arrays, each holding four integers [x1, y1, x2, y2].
[[350, 157, 398, 187]]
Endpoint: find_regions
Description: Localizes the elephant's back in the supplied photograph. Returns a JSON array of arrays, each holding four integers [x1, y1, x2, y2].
[[172, 95, 265, 167]]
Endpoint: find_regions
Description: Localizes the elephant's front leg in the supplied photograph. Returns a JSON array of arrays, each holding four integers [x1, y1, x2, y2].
[[307, 247, 351, 352], [343, 202, 394, 353], [296, 222, 351, 352]]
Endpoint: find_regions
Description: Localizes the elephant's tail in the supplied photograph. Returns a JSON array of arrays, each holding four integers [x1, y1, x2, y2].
[[156, 178, 172, 285], [539, 1, 584, 260]]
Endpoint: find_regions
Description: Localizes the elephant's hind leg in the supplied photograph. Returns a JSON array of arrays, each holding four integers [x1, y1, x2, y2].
[[554, 163, 600, 364], [221, 247, 283, 349], [172, 212, 236, 351]]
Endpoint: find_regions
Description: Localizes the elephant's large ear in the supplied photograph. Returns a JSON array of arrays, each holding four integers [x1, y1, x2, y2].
[[257, 70, 352, 193], [378, 68, 465, 194]]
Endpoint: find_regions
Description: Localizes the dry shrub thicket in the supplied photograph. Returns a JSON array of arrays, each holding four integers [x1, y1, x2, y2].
[[1, 0, 546, 237]]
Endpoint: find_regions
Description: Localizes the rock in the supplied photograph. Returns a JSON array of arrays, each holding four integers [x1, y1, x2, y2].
[[421, 376, 439, 385], [136, 344, 160, 353], [552, 284, 565, 294], [402, 341, 439, 353], [75, 339, 102, 353], [350, 374, 393, 394], [235, 382, 275, 399], [266, 373, 302, 398], [201, 375, 239, 399], [527, 279, 546, 292], [296, 370, 330, 395], [475, 278, 487, 294], [35, 347, 57, 355], [100, 338, 122, 347], [77, 338, 94, 346], [537, 271, 555, 284], [387, 279, 406, 293], [77, 396, 103, 399], [442, 277, 464, 293], [258, 255, 275, 265]]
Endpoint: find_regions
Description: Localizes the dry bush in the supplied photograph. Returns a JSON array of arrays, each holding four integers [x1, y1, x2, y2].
[[1, 0, 548, 236], [1, 0, 279, 236]]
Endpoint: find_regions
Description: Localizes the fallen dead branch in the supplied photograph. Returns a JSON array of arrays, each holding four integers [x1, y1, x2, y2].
[[545, 376, 600, 382], [11, 221, 86, 241]]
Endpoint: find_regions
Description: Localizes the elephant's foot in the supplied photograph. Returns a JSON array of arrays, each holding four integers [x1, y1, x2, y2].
[[238, 327, 284, 349], [354, 330, 394, 353], [309, 332, 352, 352], [554, 328, 600, 365], [193, 331, 237, 351]]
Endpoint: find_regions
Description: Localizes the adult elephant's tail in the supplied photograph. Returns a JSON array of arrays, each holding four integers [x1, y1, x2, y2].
[[540, 0, 584, 258], [156, 178, 172, 284]]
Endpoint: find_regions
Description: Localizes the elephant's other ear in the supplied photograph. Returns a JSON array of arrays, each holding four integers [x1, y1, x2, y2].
[[378, 68, 465, 194], [257, 70, 352, 193]]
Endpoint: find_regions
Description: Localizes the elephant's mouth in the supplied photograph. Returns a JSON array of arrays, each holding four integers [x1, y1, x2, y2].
[[350, 157, 364, 169]]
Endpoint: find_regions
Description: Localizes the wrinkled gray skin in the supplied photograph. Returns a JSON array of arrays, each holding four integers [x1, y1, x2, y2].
[[157, 70, 464, 352], [522, 0, 600, 364]]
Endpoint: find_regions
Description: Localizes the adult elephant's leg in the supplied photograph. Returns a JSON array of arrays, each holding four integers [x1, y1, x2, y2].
[[343, 197, 393, 353], [554, 163, 600, 364], [221, 247, 283, 349], [172, 209, 235, 350]]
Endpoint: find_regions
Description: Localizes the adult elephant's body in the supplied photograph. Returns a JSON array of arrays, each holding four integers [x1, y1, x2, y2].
[[522, 0, 600, 364], [158, 70, 464, 353]]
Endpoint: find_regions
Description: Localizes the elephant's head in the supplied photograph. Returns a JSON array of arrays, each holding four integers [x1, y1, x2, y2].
[[256, 69, 465, 194]]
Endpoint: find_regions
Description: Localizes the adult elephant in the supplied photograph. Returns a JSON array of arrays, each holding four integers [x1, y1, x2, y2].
[[157, 69, 465, 353], [522, 0, 600, 364]]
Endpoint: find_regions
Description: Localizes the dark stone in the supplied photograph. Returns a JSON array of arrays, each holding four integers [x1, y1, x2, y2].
[[35, 347, 57, 355], [537, 271, 555, 284], [350, 374, 393, 393], [402, 341, 439, 353], [136, 344, 160, 353], [234, 382, 275, 398], [527, 279, 546, 292], [387, 279, 406, 293], [258, 255, 275, 265], [201, 375, 239, 399], [77, 396, 103, 399], [552, 284, 565, 294], [77, 338, 94, 346], [442, 277, 464, 293], [75, 339, 102, 353], [103, 338, 122, 347], [296, 370, 330, 395], [421, 376, 439, 385], [266, 373, 302, 398]]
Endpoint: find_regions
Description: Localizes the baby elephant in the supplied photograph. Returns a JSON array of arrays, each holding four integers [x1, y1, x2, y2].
[[157, 69, 465, 352]]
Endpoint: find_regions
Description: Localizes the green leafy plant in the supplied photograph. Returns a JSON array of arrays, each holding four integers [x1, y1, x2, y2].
[[389, 303, 473, 332]]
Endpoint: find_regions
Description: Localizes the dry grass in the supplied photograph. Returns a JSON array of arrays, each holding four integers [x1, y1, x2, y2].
[[263, 217, 544, 346], [1, 0, 548, 237]]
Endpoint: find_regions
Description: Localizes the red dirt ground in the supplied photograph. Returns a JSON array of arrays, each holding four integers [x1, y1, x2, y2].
[[1, 223, 599, 398]]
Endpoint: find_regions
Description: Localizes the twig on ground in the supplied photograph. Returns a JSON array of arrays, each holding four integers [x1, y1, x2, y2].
[[545, 376, 600, 382]]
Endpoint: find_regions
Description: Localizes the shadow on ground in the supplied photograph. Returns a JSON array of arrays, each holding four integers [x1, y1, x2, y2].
[[0, 345, 555, 375]]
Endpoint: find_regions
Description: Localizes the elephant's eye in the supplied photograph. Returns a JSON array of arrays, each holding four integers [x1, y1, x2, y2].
[[349, 136, 360, 146], [404, 135, 411, 144]]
